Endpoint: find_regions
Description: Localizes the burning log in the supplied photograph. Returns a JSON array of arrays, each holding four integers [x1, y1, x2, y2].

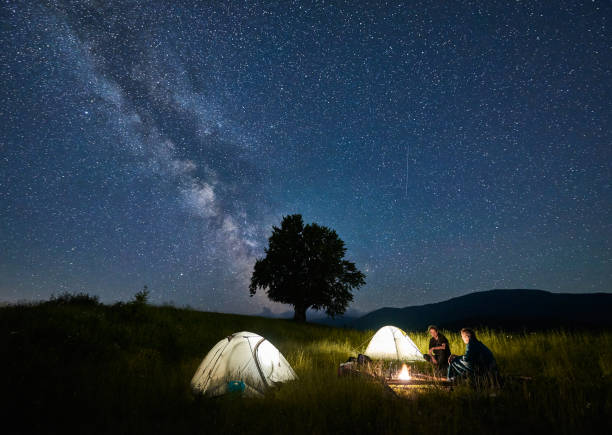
[[387, 378, 453, 387]]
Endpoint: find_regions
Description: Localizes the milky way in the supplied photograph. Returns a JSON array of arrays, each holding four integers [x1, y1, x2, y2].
[[1, 1, 610, 315]]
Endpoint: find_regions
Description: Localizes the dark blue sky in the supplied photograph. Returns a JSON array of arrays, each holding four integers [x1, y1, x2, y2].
[[1, 1, 610, 315]]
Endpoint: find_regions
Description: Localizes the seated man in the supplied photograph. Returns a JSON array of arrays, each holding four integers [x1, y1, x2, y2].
[[423, 325, 450, 375], [447, 328, 498, 384]]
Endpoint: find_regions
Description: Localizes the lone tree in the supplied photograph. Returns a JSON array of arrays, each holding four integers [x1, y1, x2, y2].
[[249, 214, 366, 322]]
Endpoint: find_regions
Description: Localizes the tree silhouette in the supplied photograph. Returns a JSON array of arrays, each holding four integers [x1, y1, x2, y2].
[[249, 214, 366, 322]]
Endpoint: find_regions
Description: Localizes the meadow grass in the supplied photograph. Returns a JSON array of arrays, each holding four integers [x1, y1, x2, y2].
[[1, 300, 610, 434]]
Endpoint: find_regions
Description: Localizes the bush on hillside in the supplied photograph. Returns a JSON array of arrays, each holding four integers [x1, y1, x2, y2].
[[131, 285, 150, 306], [47, 292, 100, 306]]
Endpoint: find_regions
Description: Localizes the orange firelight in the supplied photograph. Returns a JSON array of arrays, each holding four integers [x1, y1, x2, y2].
[[397, 363, 411, 381]]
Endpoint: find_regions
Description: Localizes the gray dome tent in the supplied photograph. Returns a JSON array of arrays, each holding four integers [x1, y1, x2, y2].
[[191, 331, 297, 397]]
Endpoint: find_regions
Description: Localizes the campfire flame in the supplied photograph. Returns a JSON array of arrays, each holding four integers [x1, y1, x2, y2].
[[397, 364, 411, 381]]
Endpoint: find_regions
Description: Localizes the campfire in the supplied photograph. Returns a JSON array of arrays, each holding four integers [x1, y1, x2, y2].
[[385, 363, 453, 394], [337, 355, 453, 394], [396, 364, 411, 381]]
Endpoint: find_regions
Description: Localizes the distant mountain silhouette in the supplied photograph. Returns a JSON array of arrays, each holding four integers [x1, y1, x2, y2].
[[310, 314, 361, 328], [259, 307, 365, 326], [351, 289, 612, 331]]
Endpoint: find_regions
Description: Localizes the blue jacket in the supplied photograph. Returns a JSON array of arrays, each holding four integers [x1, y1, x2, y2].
[[461, 338, 496, 372]]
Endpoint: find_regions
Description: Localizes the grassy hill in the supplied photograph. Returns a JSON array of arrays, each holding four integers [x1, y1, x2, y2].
[[2, 296, 611, 434]]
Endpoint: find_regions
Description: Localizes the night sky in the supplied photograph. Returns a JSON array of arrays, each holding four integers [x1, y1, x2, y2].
[[1, 1, 610, 316]]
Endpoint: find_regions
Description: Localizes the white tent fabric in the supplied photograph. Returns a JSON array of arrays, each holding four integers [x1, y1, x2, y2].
[[191, 331, 297, 397], [364, 325, 424, 361]]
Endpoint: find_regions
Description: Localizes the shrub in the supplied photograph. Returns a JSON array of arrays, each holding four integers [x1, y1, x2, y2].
[[47, 292, 100, 306], [131, 286, 150, 306]]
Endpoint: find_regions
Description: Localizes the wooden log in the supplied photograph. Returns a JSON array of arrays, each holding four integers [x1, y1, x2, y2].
[[386, 378, 454, 387]]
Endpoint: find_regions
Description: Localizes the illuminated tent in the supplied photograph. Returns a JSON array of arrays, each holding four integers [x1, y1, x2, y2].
[[191, 331, 297, 397], [364, 325, 424, 361]]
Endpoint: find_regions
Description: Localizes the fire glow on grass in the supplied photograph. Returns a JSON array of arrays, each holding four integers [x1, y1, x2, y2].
[[397, 364, 411, 381]]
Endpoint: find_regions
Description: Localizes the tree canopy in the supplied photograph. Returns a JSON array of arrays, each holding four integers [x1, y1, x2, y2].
[[249, 214, 365, 322]]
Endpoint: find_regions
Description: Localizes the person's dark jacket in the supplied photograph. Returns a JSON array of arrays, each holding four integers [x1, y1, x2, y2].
[[460, 338, 496, 373], [429, 333, 451, 365]]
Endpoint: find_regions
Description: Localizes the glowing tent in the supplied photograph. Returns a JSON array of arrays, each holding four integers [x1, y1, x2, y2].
[[364, 325, 424, 361], [191, 331, 297, 397]]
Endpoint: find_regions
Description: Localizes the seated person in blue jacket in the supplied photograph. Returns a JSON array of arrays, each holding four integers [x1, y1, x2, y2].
[[423, 325, 450, 374], [447, 328, 498, 383]]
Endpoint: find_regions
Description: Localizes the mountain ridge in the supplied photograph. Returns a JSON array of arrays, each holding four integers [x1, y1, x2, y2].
[[337, 289, 612, 331]]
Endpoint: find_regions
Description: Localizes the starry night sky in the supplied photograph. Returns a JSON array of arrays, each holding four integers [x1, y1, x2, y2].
[[1, 1, 610, 315]]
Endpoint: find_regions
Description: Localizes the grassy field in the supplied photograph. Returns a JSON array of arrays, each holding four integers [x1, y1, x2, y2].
[[2, 297, 610, 434]]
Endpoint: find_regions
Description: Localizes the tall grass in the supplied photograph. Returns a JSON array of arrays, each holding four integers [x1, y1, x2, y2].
[[1, 301, 610, 434]]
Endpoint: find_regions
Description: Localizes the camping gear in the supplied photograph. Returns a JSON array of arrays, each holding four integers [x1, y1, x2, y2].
[[227, 380, 246, 393], [364, 325, 424, 361], [191, 331, 297, 397], [338, 354, 376, 377]]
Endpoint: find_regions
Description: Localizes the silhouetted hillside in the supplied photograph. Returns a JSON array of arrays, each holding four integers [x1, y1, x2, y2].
[[311, 314, 361, 328], [352, 289, 612, 331]]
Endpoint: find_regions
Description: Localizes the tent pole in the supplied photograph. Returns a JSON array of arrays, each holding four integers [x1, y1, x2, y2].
[[253, 338, 270, 388]]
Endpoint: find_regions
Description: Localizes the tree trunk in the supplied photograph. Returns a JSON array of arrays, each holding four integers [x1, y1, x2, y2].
[[293, 305, 307, 322]]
